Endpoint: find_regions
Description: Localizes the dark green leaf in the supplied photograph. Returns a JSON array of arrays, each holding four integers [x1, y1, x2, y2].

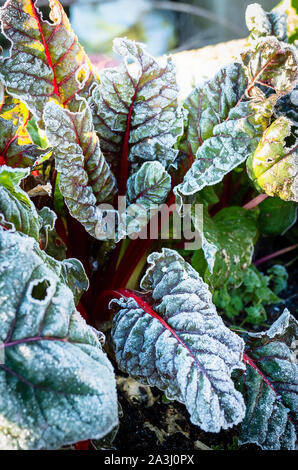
[[0, 166, 39, 240], [258, 196, 297, 235]]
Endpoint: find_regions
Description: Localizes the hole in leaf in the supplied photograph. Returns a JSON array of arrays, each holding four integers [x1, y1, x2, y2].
[[31, 279, 50, 301]]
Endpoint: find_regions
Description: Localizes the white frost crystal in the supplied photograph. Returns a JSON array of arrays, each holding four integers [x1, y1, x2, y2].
[[111, 248, 246, 433], [0, 229, 118, 450]]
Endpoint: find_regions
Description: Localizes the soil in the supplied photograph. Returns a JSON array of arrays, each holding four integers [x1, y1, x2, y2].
[[94, 370, 257, 452]]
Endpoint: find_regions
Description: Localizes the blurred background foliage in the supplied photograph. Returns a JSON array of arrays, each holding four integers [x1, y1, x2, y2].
[[0, 0, 278, 56]]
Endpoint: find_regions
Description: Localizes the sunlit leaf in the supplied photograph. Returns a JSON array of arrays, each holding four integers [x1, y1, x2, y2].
[[0, 165, 39, 239], [0, 0, 98, 124], [0, 86, 48, 167], [90, 37, 183, 188], [44, 100, 117, 239], [247, 116, 298, 202], [246, 3, 288, 42]]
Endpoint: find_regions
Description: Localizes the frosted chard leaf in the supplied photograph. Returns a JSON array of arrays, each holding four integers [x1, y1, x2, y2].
[[246, 3, 288, 42], [90, 38, 184, 191], [0, 87, 48, 167], [117, 161, 171, 240], [38, 206, 56, 236], [178, 63, 248, 160], [44, 100, 118, 240], [174, 37, 298, 210], [60, 258, 89, 305], [0, 0, 98, 124], [0, 165, 39, 239], [110, 248, 246, 433], [174, 75, 274, 210], [38, 206, 67, 260], [192, 206, 258, 288], [241, 37, 298, 96], [237, 310, 298, 450], [175, 96, 273, 210], [247, 116, 298, 202], [276, 0, 298, 44], [0, 228, 118, 450]]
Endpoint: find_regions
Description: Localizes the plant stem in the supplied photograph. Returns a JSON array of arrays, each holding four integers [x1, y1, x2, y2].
[[243, 193, 268, 210], [254, 244, 298, 267], [110, 192, 176, 288]]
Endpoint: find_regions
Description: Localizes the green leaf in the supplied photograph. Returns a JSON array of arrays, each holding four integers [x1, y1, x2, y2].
[[117, 161, 171, 240], [27, 117, 49, 149], [237, 310, 298, 450], [60, 258, 89, 305], [44, 100, 118, 240], [0, 165, 39, 240], [213, 265, 280, 324], [274, 0, 298, 43], [174, 35, 298, 210], [246, 3, 288, 42], [268, 264, 288, 294], [0, 228, 118, 450], [241, 37, 298, 96], [38, 206, 56, 234], [178, 63, 248, 159], [174, 72, 275, 210], [247, 116, 298, 202], [38, 206, 67, 261], [258, 196, 297, 235], [0, 88, 48, 167], [111, 249, 246, 433], [90, 38, 184, 177], [192, 206, 258, 288], [0, 0, 98, 125]]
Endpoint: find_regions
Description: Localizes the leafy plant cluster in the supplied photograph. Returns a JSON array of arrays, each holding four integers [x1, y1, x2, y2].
[[0, 0, 297, 451]]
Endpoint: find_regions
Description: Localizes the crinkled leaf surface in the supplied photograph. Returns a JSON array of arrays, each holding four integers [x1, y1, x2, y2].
[[237, 310, 298, 450], [246, 3, 288, 42], [174, 36, 298, 209], [0, 0, 98, 124], [0, 165, 39, 239], [247, 116, 298, 202], [258, 196, 297, 235], [241, 37, 298, 96], [44, 100, 118, 239], [0, 88, 47, 167], [117, 161, 171, 240], [90, 38, 184, 185], [110, 248, 246, 433], [174, 77, 273, 210], [0, 228, 118, 450], [192, 206, 258, 288], [178, 63, 248, 159]]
